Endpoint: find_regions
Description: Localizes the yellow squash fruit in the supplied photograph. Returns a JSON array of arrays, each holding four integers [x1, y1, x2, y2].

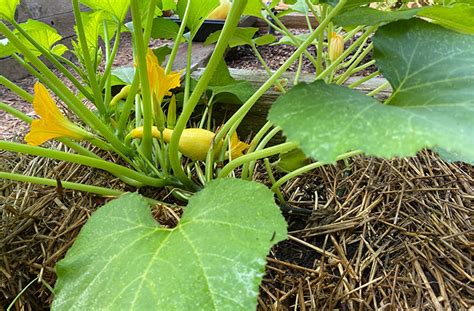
[[131, 127, 249, 161], [208, 0, 231, 20]]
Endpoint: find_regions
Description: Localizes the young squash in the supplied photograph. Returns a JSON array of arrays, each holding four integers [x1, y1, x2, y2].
[[207, 0, 232, 20]]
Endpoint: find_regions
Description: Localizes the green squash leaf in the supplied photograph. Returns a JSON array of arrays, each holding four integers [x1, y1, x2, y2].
[[0, 0, 19, 21], [205, 27, 259, 47], [2, 19, 67, 58], [268, 19, 474, 164], [0, 37, 15, 58], [276, 148, 311, 173], [243, 0, 278, 17], [74, 11, 116, 57], [176, 0, 219, 37], [81, 0, 130, 22], [333, 7, 420, 27], [207, 58, 256, 105], [112, 66, 136, 84], [254, 34, 277, 46], [418, 4, 474, 34], [151, 17, 181, 40], [53, 179, 287, 310], [210, 81, 256, 105]]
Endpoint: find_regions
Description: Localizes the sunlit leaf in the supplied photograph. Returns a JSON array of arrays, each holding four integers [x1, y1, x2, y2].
[[0, 0, 19, 21], [75, 11, 116, 56], [81, 0, 130, 22], [2, 19, 67, 58], [269, 19, 474, 164], [53, 179, 287, 310], [112, 66, 135, 84]]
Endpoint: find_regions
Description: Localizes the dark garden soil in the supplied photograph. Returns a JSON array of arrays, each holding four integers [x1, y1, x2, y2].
[[1, 29, 473, 310]]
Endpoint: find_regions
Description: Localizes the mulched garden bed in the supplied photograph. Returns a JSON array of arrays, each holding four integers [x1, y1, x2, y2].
[[1, 29, 473, 310]]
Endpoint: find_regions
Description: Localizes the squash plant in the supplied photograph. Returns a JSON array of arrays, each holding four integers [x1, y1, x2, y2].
[[1, 0, 473, 309]]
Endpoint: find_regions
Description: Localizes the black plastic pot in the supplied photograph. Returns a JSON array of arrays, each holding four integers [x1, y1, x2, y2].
[[166, 15, 257, 42]]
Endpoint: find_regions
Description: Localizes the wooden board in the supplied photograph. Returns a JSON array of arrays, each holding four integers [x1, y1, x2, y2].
[[168, 42, 216, 72], [191, 68, 390, 140]]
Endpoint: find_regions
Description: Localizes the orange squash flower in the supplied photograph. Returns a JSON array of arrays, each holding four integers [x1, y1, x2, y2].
[[146, 49, 181, 102], [25, 82, 93, 146]]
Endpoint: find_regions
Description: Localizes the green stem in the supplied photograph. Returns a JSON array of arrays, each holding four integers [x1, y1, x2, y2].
[[263, 158, 285, 203], [72, 0, 105, 114], [250, 44, 286, 93], [367, 81, 390, 97], [218, 142, 298, 178], [0, 141, 174, 188], [271, 150, 362, 192], [0, 75, 34, 102], [339, 32, 370, 68], [214, 0, 348, 146], [349, 60, 376, 76], [348, 71, 380, 89], [0, 171, 124, 196], [102, 22, 113, 106], [165, 0, 191, 75], [169, 0, 248, 188], [0, 102, 32, 123], [244, 126, 282, 180], [263, 11, 319, 69], [117, 76, 141, 136], [131, 0, 153, 161], [316, 6, 326, 75], [316, 25, 378, 81], [99, 23, 122, 92], [241, 121, 273, 180], [143, 0, 158, 43], [336, 44, 374, 84], [184, 37, 194, 106], [294, 54, 303, 85], [55, 54, 88, 81], [6, 277, 39, 311], [9, 19, 94, 101], [0, 102, 99, 158]]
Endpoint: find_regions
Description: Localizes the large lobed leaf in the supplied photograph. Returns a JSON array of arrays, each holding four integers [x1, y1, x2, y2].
[[268, 19, 474, 164], [0, 19, 67, 58], [53, 179, 287, 310], [334, 4, 474, 35]]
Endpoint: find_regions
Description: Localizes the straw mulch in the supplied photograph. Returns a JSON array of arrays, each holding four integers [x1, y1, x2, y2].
[[259, 150, 473, 310], [1, 146, 473, 310]]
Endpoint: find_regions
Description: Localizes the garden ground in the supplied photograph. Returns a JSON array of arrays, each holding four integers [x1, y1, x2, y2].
[[1, 31, 473, 310]]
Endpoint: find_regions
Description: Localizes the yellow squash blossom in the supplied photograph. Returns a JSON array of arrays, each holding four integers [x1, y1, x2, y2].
[[146, 49, 181, 102], [131, 127, 249, 161], [25, 82, 93, 146], [329, 32, 344, 62]]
